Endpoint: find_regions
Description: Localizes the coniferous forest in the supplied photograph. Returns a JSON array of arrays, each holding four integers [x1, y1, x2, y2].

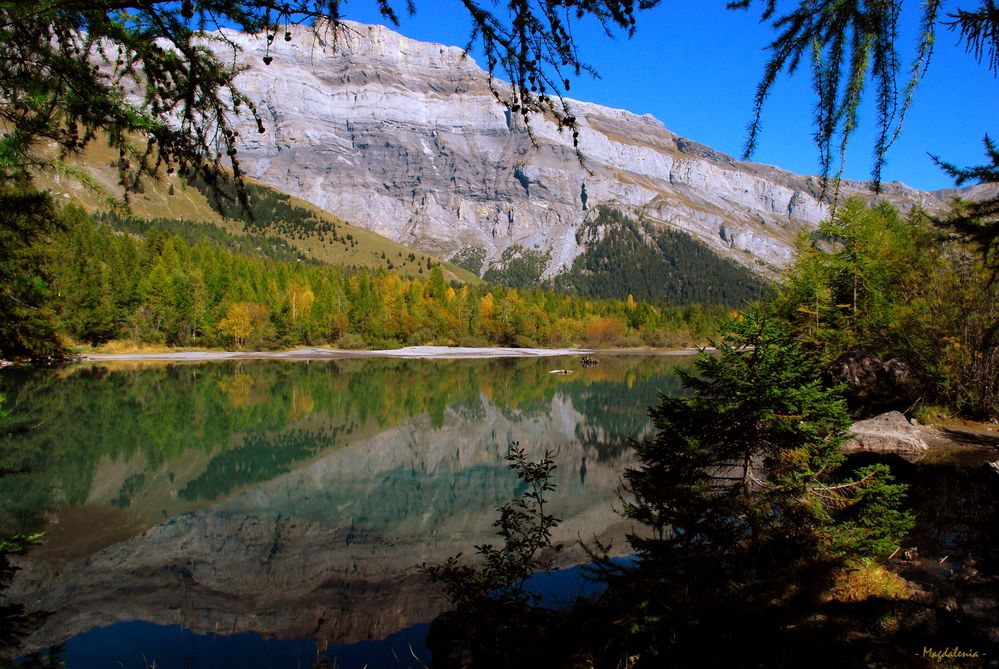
[[473, 208, 771, 306], [556, 208, 772, 305], [0, 187, 730, 359]]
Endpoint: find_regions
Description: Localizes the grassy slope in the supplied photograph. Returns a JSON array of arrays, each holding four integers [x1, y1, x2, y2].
[[38, 140, 479, 285]]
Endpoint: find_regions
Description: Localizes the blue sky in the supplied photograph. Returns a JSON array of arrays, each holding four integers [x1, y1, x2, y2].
[[335, 0, 996, 192]]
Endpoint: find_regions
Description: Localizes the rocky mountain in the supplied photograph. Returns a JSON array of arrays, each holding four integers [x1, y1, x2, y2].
[[213, 21, 981, 280]]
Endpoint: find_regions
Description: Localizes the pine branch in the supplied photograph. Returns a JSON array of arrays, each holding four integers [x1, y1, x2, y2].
[[945, 0, 999, 74]]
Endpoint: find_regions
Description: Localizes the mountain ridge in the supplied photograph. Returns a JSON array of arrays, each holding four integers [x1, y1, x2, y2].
[[210, 20, 989, 281]]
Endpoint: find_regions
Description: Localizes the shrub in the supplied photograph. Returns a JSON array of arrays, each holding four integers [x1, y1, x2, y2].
[[583, 316, 625, 346], [334, 332, 367, 350]]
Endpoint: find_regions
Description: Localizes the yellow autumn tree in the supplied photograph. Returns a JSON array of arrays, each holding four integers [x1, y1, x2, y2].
[[217, 302, 269, 348], [217, 303, 251, 347], [287, 283, 315, 322]]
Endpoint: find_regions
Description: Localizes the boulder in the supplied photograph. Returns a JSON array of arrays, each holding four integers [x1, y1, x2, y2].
[[843, 411, 929, 455]]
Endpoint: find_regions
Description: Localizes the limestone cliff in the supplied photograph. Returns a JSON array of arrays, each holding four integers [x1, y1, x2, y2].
[[210, 21, 982, 278]]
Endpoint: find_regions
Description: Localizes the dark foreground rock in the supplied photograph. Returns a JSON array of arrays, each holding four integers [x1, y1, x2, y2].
[[826, 350, 916, 415]]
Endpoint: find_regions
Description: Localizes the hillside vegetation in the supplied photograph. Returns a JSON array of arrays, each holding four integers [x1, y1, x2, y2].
[[771, 198, 999, 417], [45, 141, 765, 308], [557, 208, 772, 305], [34, 139, 476, 283], [0, 186, 728, 357], [187, 170, 478, 284], [472, 208, 772, 306]]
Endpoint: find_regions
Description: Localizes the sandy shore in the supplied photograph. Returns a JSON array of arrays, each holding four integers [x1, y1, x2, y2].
[[76, 345, 702, 362]]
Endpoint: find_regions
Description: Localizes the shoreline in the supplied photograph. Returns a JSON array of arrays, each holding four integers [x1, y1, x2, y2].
[[74, 345, 704, 363]]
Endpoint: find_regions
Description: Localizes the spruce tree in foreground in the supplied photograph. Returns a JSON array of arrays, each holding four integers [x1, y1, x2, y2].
[[0, 188, 63, 359], [613, 311, 912, 665]]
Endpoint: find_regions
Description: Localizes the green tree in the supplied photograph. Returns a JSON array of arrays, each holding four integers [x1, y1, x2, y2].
[[773, 198, 999, 414], [425, 264, 447, 302], [940, 137, 999, 268], [347, 273, 385, 341], [614, 311, 912, 662], [776, 198, 943, 353], [165, 269, 208, 346], [0, 187, 62, 359]]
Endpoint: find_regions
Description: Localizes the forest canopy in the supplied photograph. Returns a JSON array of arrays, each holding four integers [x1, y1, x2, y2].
[[0, 200, 728, 358]]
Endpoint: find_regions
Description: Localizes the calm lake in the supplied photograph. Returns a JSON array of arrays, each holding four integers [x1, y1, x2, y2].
[[0, 354, 690, 668]]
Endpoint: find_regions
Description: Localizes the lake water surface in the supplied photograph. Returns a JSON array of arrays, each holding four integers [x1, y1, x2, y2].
[[0, 355, 690, 668]]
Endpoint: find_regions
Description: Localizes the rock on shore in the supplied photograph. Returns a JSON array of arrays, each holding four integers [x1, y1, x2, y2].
[[844, 410, 929, 455]]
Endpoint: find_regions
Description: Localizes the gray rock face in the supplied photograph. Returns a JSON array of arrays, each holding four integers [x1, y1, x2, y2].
[[844, 411, 929, 455], [210, 22, 982, 278]]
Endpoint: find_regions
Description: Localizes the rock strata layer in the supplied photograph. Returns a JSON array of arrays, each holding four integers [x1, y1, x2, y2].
[[212, 21, 988, 278]]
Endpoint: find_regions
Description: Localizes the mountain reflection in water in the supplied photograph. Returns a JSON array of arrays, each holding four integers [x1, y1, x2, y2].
[[0, 355, 688, 667]]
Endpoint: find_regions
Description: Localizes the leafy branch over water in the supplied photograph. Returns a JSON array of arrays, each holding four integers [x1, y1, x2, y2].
[[423, 444, 560, 609], [422, 444, 563, 667]]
